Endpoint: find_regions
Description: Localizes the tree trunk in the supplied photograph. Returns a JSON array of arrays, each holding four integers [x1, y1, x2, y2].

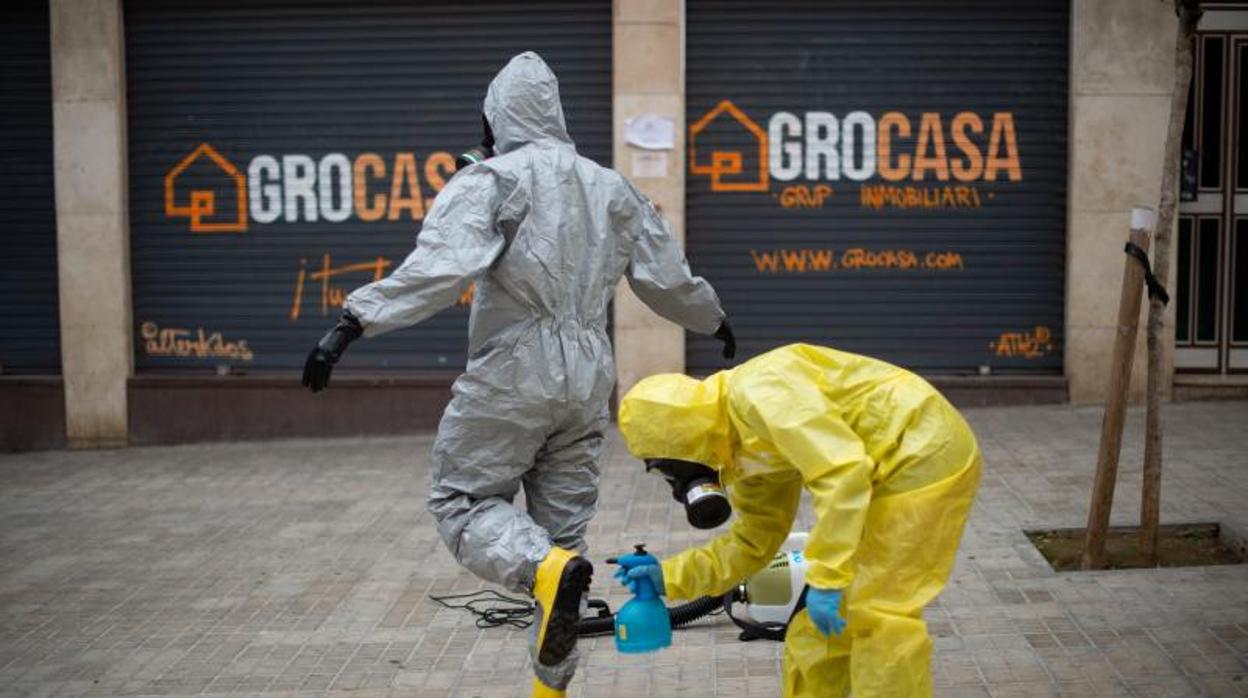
[[1142, 0, 1202, 566]]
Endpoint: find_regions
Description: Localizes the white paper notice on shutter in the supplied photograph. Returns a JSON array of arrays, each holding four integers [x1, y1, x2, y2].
[[631, 152, 669, 179], [624, 115, 675, 150]]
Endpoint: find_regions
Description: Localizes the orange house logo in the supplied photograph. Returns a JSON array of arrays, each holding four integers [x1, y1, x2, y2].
[[689, 100, 770, 192], [165, 143, 247, 233]]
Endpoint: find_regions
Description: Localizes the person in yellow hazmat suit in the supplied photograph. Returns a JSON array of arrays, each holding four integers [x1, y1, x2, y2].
[[615, 343, 982, 697]]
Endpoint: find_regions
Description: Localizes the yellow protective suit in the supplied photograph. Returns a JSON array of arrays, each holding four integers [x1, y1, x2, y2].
[[618, 343, 981, 698]]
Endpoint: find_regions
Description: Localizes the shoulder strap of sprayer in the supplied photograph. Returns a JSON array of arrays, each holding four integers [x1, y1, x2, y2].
[[723, 584, 810, 643]]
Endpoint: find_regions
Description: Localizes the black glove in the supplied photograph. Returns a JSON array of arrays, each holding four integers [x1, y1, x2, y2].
[[714, 319, 736, 360], [302, 310, 363, 393]]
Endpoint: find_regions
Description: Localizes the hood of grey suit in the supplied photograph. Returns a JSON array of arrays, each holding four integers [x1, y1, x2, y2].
[[483, 52, 573, 154]]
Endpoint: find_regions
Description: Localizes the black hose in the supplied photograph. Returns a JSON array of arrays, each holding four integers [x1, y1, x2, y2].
[[578, 594, 728, 636], [671, 594, 727, 628]]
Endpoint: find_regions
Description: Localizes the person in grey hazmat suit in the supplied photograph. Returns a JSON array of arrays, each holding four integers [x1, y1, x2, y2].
[[301, 52, 733, 697]]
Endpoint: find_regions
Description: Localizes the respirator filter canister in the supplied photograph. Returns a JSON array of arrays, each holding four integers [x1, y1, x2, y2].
[[646, 458, 732, 530]]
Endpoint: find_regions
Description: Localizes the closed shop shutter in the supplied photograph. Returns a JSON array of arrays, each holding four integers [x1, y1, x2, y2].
[[126, 0, 611, 372], [0, 2, 60, 374], [685, 0, 1068, 375]]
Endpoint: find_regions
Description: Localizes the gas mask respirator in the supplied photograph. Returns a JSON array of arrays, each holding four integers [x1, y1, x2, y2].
[[646, 458, 731, 529], [455, 115, 495, 171]]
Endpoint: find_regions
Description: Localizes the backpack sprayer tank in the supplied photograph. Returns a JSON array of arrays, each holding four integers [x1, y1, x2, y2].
[[717, 531, 813, 641], [739, 532, 810, 624], [738, 531, 808, 624]]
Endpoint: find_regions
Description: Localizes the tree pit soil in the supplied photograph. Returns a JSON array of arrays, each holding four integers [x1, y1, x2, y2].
[[1026, 523, 1247, 571]]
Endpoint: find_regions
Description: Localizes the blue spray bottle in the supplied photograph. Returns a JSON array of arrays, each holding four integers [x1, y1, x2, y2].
[[607, 544, 672, 653]]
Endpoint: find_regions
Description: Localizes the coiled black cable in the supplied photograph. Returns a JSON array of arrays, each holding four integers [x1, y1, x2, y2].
[[429, 590, 534, 629]]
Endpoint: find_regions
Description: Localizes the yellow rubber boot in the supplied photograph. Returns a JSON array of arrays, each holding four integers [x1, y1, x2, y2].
[[532, 546, 592, 667], [531, 677, 566, 697]]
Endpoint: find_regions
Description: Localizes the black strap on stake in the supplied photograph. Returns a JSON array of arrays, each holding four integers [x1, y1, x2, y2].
[[1124, 242, 1170, 306]]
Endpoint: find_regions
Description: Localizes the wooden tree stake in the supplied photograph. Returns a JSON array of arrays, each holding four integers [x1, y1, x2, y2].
[[1083, 208, 1154, 570]]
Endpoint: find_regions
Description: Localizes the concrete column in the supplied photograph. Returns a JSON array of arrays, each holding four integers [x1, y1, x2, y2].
[[1066, 0, 1178, 405], [613, 0, 688, 396], [50, 0, 132, 447]]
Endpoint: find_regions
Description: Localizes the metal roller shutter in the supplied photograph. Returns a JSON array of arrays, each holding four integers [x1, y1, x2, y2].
[[0, 1, 60, 374], [685, 0, 1068, 375], [126, 0, 611, 372]]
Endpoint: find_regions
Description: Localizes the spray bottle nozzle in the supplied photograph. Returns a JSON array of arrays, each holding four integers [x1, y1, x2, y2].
[[606, 544, 652, 568]]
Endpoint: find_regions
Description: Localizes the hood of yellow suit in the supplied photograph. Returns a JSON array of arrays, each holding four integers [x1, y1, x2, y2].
[[618, 372, 735, 472]]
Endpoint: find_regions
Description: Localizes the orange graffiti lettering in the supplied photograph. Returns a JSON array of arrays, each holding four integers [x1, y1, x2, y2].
[[778, 184, 834, 208], [458, 282, 475, 306], [950, 113, 985, 182], [425, 152, 455, 197], [911, 113, 950, 181], [985, 113, 1022, 182], [140, 321, 253, 361], [877, 112, 912, 182], [289, 254, 391, 322], [750, 249, 781, 273], [842, 248, 920, 270], [388, 153, 425, 221], [859, 185, 984, 210], [353, 153, 387, 222], [989, 326, 1055, 359], [750, 249, 965, 273], [924, 251, 965, 270]]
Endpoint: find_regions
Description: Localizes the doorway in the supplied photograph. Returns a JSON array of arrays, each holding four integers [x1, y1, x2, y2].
[[1178, 31, 1248, 373]]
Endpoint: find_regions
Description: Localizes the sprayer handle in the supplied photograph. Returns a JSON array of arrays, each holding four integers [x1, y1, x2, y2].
[[631, 573, 660, 601], [617, 563, 665, 601]]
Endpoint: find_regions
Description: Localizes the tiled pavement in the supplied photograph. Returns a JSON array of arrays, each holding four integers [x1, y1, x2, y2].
[[0, 400, 1246, 697]]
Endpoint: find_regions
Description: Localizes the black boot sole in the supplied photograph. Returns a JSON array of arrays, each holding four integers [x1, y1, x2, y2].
[[537, 556, 593, 666]]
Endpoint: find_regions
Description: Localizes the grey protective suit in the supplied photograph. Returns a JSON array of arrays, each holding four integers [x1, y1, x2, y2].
[[344, 52, 724, 688]]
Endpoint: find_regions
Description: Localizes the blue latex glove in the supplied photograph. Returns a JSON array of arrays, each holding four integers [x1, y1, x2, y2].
[[613, 563, 666, 597], [806, 587, 846, 637]]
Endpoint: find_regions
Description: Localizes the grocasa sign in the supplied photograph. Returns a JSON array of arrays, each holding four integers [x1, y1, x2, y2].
[[165, 143, 454, 232], [689, 100, 1022, 193]]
